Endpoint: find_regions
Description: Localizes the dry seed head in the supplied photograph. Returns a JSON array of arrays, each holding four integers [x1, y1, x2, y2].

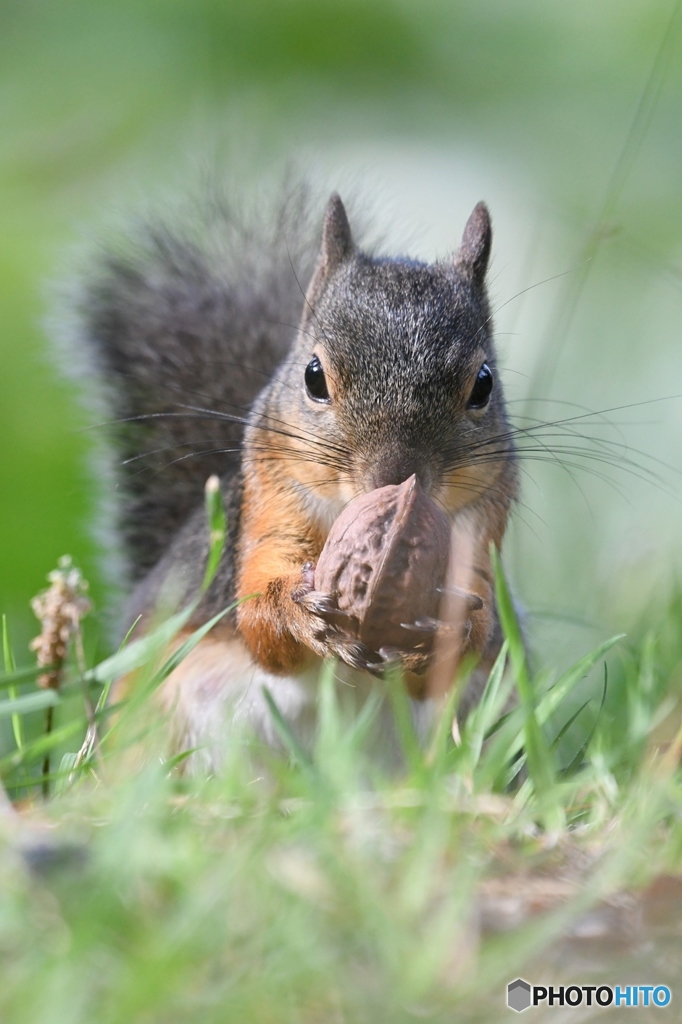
[[30, 555, 92, 689]]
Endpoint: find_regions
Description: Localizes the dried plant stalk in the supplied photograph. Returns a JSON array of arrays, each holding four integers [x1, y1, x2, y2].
[[30, 556, 91, 797], [30, 556, 91, 690]]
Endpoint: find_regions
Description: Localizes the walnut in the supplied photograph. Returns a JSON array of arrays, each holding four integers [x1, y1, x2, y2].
[[315, 474, 451, 652]]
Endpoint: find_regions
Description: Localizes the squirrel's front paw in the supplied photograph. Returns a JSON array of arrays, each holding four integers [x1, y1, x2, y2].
[[378, 589, 488, 675], [291, 563, 384, 673], [290, 565, 490, 677]]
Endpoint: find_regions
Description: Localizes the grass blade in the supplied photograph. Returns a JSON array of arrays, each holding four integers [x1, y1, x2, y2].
[[387, 668, 424, 775], [263, 686, 316, 774], [0, 718, 84, 774], [0, 689, 59, 719], [85, 605, 197, 685], [459, 640, 511, 778], [492, 546, 562, 829], [563, 666, 609, 777], [202, 474, 227, 592], [2, 615, 24, 752], [482, 631, 623, 791], [150, 605, 235, 686]]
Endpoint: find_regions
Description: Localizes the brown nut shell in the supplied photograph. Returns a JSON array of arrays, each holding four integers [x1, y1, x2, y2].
[[314, 474, 451, 651]]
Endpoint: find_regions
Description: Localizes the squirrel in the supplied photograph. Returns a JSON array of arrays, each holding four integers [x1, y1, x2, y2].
[[66, 182, 518, 768]]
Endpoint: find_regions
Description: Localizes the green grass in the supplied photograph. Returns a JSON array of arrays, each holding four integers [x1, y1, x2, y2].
[[2, 513, 682, 1023]]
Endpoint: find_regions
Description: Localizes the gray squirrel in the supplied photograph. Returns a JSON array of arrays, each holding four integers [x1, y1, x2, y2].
[[66, 183, 518, 767]]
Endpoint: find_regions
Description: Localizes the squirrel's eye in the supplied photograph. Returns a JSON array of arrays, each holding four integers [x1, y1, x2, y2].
[[468, 363, 493, 409], [304, 355, 330, 403]]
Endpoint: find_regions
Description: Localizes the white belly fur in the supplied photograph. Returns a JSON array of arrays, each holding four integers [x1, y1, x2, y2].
[[155, 634, 437, 774]]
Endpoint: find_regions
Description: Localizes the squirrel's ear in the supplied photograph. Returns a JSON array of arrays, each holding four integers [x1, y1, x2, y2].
[[304, 193, 353, 313], [320, 192, 353, 271], [454, 202, 492, 286]]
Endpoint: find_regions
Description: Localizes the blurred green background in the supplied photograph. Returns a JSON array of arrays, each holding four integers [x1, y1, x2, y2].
[[1, 0, 682, 670]]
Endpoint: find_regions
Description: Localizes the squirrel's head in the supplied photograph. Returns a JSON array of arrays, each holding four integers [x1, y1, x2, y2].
[[272, 193, 516, 521]]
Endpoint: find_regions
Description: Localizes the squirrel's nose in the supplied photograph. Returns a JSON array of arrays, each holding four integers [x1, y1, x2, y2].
[[365, 454, 432, 493]]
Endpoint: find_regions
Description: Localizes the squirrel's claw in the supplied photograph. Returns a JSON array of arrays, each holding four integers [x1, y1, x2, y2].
[[290, 562, 317, 603], [291, 569, 379, 671], [317, 627, 384, 675], [399, 616, 442, 635], [436, 586, 484, 613], [399, 616, 465, 639], [295, 587, 360, 632], [343, 646, 385, 676], [379, 646, 431, 677], [291, 565, 346, 622]]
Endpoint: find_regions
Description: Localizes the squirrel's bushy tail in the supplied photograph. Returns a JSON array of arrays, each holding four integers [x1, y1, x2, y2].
[[59, 182, 320, 582]]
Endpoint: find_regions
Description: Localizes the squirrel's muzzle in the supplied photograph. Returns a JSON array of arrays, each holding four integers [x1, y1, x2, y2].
[[365, 450, 432, 493]]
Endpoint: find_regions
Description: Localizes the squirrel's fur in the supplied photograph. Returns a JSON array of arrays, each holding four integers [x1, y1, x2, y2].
[[70, 184, 324, 583], [62, 182, 518, 769]]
